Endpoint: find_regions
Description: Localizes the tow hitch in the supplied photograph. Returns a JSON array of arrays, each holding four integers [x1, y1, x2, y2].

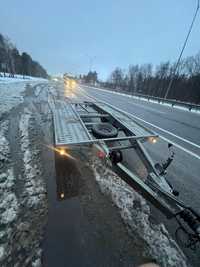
[[155, 143, 175, 176]]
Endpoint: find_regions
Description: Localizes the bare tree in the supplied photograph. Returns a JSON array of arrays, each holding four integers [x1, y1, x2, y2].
[[128, 65, 139, 93], [109, 67, 125, 89]]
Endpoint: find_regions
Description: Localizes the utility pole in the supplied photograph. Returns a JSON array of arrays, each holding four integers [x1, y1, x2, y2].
[[164, 0, 199, 99]]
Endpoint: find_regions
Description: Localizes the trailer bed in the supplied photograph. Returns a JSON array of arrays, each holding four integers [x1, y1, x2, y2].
[[51, 99, 157, 147]]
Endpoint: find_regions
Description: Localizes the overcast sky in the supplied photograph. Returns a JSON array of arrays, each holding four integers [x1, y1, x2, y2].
[[1, 0, 200, 79]]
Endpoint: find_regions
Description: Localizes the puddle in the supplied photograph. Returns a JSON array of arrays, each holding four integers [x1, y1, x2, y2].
[[42, 153, 87, 267]]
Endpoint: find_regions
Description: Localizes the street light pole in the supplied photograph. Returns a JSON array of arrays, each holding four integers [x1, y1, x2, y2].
[[164, 0, 200, 99], [85, 54, 96, 72]]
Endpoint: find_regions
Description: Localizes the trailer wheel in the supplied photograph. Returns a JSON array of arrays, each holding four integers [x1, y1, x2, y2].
[[109, 150, 123, 164], [92, 123, 118, 138]]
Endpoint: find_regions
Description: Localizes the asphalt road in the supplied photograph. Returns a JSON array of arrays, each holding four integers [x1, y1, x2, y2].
[[80, 85, 200, 211], [81, 86, 200, 157]]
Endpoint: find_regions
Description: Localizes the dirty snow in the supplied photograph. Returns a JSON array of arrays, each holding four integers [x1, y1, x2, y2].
[[0, 80, 48, 117], [91, 156, 188, 267], [0, 81, 47, 266], [19, 108, 46, 207], [0, 169, 18, 224], [0, 82, 25, 116], [0, 121, 19, 262], [0, 121, 10, 163]]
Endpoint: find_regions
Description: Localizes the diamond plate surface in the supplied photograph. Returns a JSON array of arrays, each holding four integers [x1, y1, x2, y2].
[[53, 100, 91, 145]]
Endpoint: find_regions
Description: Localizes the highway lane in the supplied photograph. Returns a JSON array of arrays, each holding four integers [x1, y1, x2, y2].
[[79, 85, 200, 210], [81, 85, 200, 158]]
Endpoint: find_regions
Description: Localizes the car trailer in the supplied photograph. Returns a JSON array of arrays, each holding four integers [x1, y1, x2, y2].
[[50, 96, 200, 249]]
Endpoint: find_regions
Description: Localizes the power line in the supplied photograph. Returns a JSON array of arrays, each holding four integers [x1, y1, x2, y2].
[[164, 0, 200, 99]]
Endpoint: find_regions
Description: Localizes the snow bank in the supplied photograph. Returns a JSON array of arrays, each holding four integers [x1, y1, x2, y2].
[[0, 107, 47, 265], [0, 121, 10, 163], [0, 72, 47, 84], [0, 80, 48, 117], [0, 82, 25, 116], [0, 121, 19, 262], [0, 81, 47, 266], [1, 107, 48, 266], [19, 108, 46, 207], [90, 155, 188, 267]]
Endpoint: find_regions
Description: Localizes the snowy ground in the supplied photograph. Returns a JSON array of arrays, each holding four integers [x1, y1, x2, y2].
[[0, 80, 48, 266], [0, 121, 19, 263], [0, 79, 48, 118], [19, 108, 47, 208], [0, 82, 26, 117], [0, 72, 47, 83]]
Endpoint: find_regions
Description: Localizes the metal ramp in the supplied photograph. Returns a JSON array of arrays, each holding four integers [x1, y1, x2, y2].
[[53, 100, 92, 146]]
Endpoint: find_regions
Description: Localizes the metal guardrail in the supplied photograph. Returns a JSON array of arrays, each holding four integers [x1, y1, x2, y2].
[[132, 93, 200, 112], [83, 84, 200, 112]]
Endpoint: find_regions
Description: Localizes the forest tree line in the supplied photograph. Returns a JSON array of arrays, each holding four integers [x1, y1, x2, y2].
[[0, 33, 48, 78], [81, 71, 98, 84], [102, 52, 200, 104]]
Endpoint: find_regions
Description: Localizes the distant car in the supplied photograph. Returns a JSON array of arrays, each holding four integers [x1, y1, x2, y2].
[[63, 73, 77, 90]]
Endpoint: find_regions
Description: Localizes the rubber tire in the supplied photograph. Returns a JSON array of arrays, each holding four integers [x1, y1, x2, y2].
[[92, 123, 118, 138]]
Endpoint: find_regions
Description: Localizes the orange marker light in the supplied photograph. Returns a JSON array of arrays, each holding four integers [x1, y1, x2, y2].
[[60, 149, 65, 156], [149, 137, 157, 144]]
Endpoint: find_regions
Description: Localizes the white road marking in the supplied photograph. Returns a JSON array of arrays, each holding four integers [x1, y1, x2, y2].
[[80, 87, 200, 161], [126, 113, 200, 150], [159, 135, 200, 160], [84, 86, 165, 114]]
